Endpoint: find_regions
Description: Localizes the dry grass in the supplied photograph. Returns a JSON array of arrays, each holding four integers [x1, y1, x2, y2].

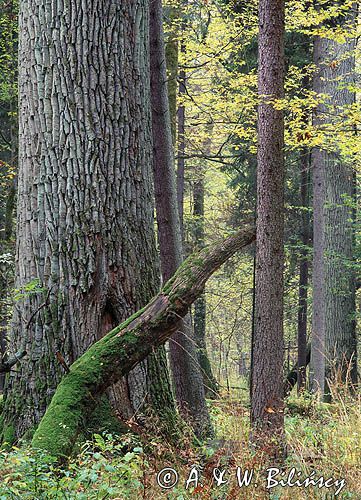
[[142, 385, 361, 499], [0, 383, 359, 499]]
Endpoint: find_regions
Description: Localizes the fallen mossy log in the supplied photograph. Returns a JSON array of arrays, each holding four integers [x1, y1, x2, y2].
[[31, 226, 255, 458]]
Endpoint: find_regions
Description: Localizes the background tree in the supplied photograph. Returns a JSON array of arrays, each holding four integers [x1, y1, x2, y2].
[[0, 0, 17, 392], [150, 0, 211, 437], [310, 4, 358, 398], [297, 147, 311, 393], [193, 162, 220, 399]]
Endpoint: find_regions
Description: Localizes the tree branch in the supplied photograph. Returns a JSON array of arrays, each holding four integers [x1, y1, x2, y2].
[[0, 350, 27, 373]]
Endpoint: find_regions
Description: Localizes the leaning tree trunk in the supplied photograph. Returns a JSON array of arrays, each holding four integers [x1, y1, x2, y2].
[[149, 0, 211, 437], [1, 0, 176, 442], [251, 0, 285, 457], [310, 7, 357, 399], [31, 227, 255, 459]]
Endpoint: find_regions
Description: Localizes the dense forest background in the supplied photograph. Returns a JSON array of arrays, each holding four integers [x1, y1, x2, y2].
[[0, 0, 360, 498]]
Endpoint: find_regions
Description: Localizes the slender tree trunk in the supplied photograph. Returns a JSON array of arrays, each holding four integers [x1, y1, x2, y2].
[[176, 2, 187, 234], [191, 122, 218, 398], [31, 226, 255, 459], [0, 325, 5, 392], [0, 181, 16, 393], [284, 344, 311, 397], [310, 87, 326, 396], [297, 149, 310, 393], [193, 161, 219, 399], [251, 0, 285, 456], [149, 0, 211, 437], [249, 251, 256, 391], [164, 4, 179, 145], [2, 0, 176, 442], [0, 7, 18, 391], [310, 7, 357, 398]]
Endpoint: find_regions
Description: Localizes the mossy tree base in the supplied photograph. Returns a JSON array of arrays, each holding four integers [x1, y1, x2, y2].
[[31, 226, 255, 459]]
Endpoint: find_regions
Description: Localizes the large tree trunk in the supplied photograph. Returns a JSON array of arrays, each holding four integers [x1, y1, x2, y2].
[[149, 0, 211, 437], [310, 7, 357, 398], [31, 226, 255, 458], [1, 0, 176, 442], [251, 0, 285, 457]]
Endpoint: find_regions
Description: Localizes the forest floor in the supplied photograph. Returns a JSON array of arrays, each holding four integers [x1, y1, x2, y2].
[[0, 385, 360, 499]]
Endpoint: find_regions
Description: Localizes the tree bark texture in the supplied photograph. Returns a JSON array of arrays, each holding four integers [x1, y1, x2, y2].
[[164, 3, 179, 144], [311, 8, 357, 397], [0, 7, 18, 391], [251, 0, 285, 453], [31, 226, 255, 458], [192, 151, 219, 399], [176, 1, 187, 234], [149, 0, 211, 437], [2, 0, 175, 441], [297, 150, 310, 393]]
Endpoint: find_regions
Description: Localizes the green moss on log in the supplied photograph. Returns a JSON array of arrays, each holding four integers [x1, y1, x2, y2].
[[31, 226, 255, 459], [31, 320, 141, 457]]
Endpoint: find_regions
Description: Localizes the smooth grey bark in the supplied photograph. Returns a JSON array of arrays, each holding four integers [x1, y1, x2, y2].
[[2, 0, 176, 440], [310, 8, 357, 398], [149, 0, 211, 437], [251, 0, 285, 455]]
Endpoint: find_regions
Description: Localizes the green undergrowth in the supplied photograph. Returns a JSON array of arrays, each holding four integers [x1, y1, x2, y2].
[[0, 433, 146, 499], [0, 389, 360, 499]]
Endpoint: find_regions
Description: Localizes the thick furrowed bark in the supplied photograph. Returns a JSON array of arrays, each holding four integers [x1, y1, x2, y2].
[[31, 226, 255, 458], [251, 0, 285, 458], [5, 0, 176, 439]]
